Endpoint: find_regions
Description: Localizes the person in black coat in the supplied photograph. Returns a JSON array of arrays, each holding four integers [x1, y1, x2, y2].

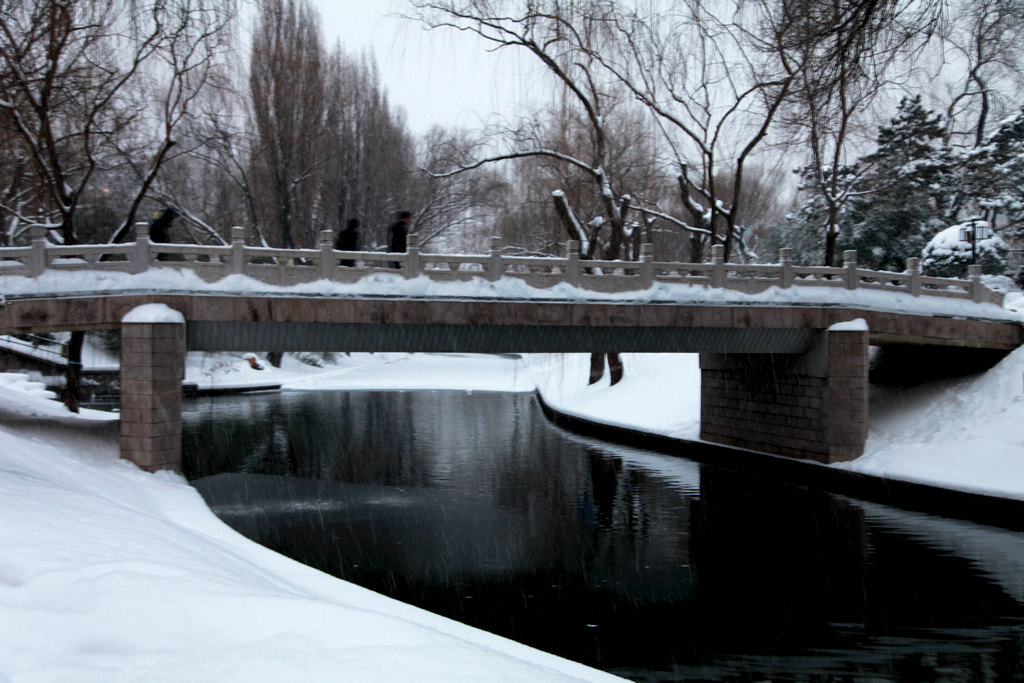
[[387, 211, 412, 269], [336, 218, 360, 266], [149, 207, 176, 261]]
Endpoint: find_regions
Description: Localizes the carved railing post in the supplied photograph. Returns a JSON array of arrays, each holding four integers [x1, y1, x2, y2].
[[566, 240, 580, 286], [318, 229, 334, 280], [968, 264, 984, 302], [843, 250, 858, 290], [906, 257, 922, 297], [779, 248, 794, 288], [710, 244, 725, 288], [132, 222, 151, 274], [28, 225, 47, 277], [639, 243, 654, 289], [404, 233, 421, 279], [230, 226, 246, 276], [487, 236, 503, 282]]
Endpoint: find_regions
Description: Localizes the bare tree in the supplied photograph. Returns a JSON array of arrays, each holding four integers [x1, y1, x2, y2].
[[249, 0, 331, 249], [414, 0, 686, 385], [574, 1, 798, 263], [411, 126, 510, 250], [150, 88, 254, 246], [413, 0, 644, 262], [770, 0, 941, 265], [0, 0, 235, 411], [0, 1, 165, 245], [108, 0, 238, 243], [937, 0, 1024, 147], [318, 49, 417, 250]]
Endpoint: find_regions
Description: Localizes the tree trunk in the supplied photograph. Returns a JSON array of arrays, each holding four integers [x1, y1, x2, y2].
[[62, 331, 84, 413], [607, 353, 623, 386], [824, 201, 839, 267], [588, 353, 624, 386], [589, 352, 605, 384]]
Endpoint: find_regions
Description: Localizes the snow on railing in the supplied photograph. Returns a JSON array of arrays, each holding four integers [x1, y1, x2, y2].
[[0, 223, 1003, 306]]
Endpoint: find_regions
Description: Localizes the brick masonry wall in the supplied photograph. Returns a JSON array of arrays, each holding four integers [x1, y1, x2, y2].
[[700, 329, 869, 464], [120, 320, 186, 472]]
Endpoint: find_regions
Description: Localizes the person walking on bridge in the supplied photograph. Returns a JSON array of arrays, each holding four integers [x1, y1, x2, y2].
[[387, 211, 412, 269], [336, 218, 360, 267]]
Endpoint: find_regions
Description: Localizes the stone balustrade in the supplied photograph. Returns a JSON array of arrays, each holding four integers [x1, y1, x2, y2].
[[0, 223, 1003, 306]]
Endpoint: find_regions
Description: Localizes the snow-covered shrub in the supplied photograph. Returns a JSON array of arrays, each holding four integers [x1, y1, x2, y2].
[[294, 351, 336, 367], [920, 222, 1008, 278]]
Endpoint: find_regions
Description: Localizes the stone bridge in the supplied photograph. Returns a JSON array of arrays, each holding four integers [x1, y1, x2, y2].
[[0, 288, 1019, 472], [1, 224, 1020, 470]]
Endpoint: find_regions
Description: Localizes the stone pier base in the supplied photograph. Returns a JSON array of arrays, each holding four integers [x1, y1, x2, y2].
[[700, 327, 870, 464], [119, 307, 186, 472]]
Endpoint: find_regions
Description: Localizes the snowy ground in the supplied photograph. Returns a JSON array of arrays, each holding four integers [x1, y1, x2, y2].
[[2, 267, 1024, 680], [0, 358, 618, 683]]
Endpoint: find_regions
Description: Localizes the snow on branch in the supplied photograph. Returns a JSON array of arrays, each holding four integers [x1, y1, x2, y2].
[[423, 148, 597, 179]]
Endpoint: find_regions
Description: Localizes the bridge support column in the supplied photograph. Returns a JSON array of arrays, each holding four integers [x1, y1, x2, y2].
[[120, 305, 186, 472], [700, 325, 869, 464]]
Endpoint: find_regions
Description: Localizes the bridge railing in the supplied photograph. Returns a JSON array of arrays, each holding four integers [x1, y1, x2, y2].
[[0, 224, 1002, 305]]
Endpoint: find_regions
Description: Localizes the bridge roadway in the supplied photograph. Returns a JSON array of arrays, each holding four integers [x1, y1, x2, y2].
[[1, 291, 1020, 471]]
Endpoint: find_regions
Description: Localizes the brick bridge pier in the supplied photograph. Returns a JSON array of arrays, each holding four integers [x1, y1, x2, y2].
[[700, 324, 869, 463]]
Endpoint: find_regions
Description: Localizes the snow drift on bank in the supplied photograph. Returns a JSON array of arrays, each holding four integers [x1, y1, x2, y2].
[[0, 379, 619, 682]]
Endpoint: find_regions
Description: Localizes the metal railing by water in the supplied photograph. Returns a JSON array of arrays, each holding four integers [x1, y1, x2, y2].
[[0, 223, 1003, 305]]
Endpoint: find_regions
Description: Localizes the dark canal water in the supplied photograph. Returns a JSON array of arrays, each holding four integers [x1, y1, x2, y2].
[[183, 389, 1024, 682]]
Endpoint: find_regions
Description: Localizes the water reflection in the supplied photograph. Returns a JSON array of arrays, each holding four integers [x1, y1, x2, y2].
[[184, 390, 1024, 681]]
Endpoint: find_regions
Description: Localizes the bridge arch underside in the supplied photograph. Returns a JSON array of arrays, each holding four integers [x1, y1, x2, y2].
[[2, 294, 1020, 470], [189, 320, 874, 465]]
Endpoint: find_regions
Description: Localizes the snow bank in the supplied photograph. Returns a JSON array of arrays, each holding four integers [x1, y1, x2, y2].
[[528, 348, 1024, 502], [0, 372, 116, 424], [836, 344, 1024, 499], [525, 354, 702, 440], [0, 402, 619, 682]]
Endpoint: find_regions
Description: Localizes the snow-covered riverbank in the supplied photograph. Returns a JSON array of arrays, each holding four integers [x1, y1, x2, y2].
[[0, 355, 619, 683], [528, 348, 1024, 502]]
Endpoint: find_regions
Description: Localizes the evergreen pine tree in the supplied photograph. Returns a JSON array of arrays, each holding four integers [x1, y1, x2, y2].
[[845, 96, 954, 272], [964, 106, 1024, 239], [763, 164, 859, 265]]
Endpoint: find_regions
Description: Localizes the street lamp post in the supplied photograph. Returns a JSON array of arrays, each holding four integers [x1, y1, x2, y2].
[[959, 218, 992, 265]]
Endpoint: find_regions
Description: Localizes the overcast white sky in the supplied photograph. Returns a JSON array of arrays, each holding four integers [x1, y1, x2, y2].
[[311, 1, 538, 134]]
